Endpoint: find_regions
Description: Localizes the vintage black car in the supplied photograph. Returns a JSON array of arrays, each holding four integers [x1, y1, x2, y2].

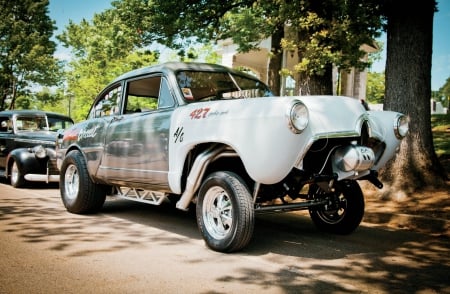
[[0, 110, 74, 187]]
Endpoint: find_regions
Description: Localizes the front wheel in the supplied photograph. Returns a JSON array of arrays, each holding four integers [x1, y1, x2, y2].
[[10, 159, 26, 188], [60, 150, 106, 214], [196, 171, 254, 253], [308, 180, 364, 234]]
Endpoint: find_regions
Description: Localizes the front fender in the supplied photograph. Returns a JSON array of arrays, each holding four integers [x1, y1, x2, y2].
[[367, 110, 404, 170], [6, 147, 51, 176], [167, 98, 310, 193]]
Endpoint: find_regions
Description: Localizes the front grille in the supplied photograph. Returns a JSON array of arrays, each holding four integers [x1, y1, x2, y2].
[[303, 137, 358, 174], [47, 159, 59, 175]]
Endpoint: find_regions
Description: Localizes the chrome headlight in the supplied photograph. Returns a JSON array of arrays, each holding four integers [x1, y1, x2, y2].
[[394, 114, 409, 139], [287, 101, 309, 134], [32, 145, 47, 158]]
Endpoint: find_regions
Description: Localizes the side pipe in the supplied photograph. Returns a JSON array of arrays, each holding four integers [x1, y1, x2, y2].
[[255, 199, 328, 213]]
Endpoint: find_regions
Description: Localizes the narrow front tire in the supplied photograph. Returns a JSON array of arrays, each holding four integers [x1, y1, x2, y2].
[[196, 171, 254, 253], [10, 160, 26, 188]]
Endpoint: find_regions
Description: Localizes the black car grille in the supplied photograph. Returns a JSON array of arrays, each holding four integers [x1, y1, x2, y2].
[[47, 159, 59, 175]]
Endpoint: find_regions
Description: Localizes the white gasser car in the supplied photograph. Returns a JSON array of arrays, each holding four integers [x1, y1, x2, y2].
[[56, 62, 408, 252]]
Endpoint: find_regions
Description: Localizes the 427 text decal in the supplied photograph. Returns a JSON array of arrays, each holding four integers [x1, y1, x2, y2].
[[190, 107, 210, 119]]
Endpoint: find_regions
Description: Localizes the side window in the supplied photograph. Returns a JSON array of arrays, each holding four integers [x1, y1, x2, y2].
[[0, 117, 11, 132], [158, 78, 176, 109], [124, 76, 160, 113], [89, 85, 122, 118], [124, 76, 175, 113], [47, 117, 74, 131]]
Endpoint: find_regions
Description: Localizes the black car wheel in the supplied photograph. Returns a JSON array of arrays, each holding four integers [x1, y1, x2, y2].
[[308, 180, 364, 234], [60, 150, 106, 214], [10, 159, 26, 188], [196, 171, 254, 253]]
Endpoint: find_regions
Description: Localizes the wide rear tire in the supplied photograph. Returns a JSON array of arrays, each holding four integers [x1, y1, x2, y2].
[[60, 150, 106, 214], [196, 171, 254, 253]]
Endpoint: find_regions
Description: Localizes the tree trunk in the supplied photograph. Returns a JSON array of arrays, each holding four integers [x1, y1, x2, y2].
[[9, 79, 17, 110], [382, 0, 447, 197], [296, 63, 333, 95], [295, 31, 333, 96], [267, 25, 283, 96]]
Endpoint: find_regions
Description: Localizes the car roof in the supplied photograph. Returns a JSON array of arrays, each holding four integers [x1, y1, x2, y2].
[[0, 110, 73, 121], [110, 62, 258, 84]]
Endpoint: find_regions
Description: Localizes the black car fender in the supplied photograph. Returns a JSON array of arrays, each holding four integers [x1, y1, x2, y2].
[[6, 147, 53, 177]]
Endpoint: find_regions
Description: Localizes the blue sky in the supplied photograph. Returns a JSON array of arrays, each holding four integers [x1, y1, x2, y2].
[[49, 0, 450, 90]]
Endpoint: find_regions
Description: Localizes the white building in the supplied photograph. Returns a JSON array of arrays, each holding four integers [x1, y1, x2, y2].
[[217, 36, 378, 99], [431, 100, 448, 114]]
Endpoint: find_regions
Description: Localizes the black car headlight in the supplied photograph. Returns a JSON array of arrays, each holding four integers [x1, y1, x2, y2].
[[394, 114, 409, 139], [287, 100, 309, 134], [32, 145, 47, 158]]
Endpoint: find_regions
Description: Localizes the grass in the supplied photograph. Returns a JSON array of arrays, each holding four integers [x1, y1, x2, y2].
[[431, 114, 450, 157]]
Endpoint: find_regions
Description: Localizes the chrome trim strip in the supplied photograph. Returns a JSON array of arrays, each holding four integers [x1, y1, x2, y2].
[[98, 166, 168, 173], [14, 138, 54, 145], [24, 174, 59, 182]]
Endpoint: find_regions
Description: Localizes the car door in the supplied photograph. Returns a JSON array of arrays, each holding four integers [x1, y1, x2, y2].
[[75, 84, 122, 176], [99, 75, 176, 191]]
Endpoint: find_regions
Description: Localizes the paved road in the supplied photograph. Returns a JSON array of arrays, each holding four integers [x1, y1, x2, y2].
[[0, 182, 448, 293]]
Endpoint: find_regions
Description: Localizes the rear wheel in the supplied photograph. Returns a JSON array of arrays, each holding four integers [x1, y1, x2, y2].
[[196, 171, 254, 252], [308, 180, 364, 234], [10, 159, 26, 188], [60, 150, 106, 214]]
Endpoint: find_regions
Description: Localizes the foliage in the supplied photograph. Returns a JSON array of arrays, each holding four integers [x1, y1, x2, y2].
[[437, 76, 450, 108], [15, 87, 70, 116], [431, 113, 450, 129], [284, 1, 382, 73], [111, 0, 384, 95], [64, 49, 159, 122], [366, 72, 385, 104], [57, 7, 160, 121], [0, 0, 61, 110], [367, 40, 384, 66], [431, 114, 450, 157]]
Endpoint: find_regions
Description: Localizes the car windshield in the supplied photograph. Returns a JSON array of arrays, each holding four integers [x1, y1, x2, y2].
[[15, 116, 48, 132], [176, 70, 273, 102], [14, 115, 73, 132]]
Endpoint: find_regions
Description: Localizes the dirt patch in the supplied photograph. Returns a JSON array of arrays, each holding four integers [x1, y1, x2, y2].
[[362, 156, 449, 237]]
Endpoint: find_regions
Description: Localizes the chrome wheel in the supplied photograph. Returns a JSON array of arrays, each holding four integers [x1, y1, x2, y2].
[[64, 164, 79, 201], [197, 171, 254, 252], [60, 150, 106, 214], [11, 161, 19, 185], [10, 160, 25, 188], [202, 186, 233, 240]]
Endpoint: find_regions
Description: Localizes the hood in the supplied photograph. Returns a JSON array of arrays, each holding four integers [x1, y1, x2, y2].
[[294, 95, 368, 138], [14, 131, 58, 147]]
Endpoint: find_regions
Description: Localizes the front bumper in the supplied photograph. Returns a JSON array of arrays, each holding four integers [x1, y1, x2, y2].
[[24, 158, 60, 183]]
